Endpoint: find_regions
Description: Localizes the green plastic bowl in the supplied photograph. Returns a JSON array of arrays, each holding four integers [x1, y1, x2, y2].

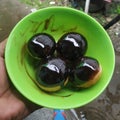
[[5, 7, 115, 109]]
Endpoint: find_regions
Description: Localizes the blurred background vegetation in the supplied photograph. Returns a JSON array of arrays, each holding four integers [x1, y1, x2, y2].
[[19, 0, 120, 13], [19, 0, 120, 26]]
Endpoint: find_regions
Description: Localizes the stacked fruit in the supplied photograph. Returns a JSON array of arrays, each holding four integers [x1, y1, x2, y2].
[[27, 32, 102, 92]]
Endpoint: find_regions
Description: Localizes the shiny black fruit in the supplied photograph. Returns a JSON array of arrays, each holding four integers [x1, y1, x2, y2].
[[36, 58, 69, 92], [56, 32, 87, 61], [27, 33, 56, 59], [71, 56, 102, 88]]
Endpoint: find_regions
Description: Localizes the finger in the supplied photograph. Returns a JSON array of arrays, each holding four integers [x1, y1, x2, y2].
[[0, 57, 10, 97], [10, 82, 42, 112], [0, 39, 7, 57], [0, 38, 10, 96], [12, 87, 42, 112]]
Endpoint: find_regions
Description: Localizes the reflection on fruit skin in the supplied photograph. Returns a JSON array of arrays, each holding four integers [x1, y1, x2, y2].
[[27, 33, 56, 59], [57, 32, 87, 61], [70, 56, 102, 89], [36, 58, 69, 92]]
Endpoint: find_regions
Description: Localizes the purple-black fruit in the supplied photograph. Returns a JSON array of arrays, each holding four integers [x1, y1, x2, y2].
[[57, 32, 87, 61], [36, 58, 69, 92], [27, 33, 56, 59], [70, 56, 102, 88]]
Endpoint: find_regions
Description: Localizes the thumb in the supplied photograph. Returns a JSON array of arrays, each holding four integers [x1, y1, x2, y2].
[[0, 39, 7, 57]]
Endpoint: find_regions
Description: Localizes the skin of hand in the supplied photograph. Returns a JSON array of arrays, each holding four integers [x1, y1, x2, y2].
[[0, 39, 41, 120]]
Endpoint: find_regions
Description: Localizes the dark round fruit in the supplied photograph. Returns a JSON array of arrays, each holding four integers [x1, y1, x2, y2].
[[27, 33, 56, 59], [36, 58, 68, 92], [70, 56, 102, 88], [56, 32, 87, 61]]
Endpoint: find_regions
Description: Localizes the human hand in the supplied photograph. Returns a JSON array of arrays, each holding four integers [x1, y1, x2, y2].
[[0, 39, 40, 120]]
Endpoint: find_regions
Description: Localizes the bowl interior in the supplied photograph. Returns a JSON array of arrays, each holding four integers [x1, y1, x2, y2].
[[5, 7, 115, 109]]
